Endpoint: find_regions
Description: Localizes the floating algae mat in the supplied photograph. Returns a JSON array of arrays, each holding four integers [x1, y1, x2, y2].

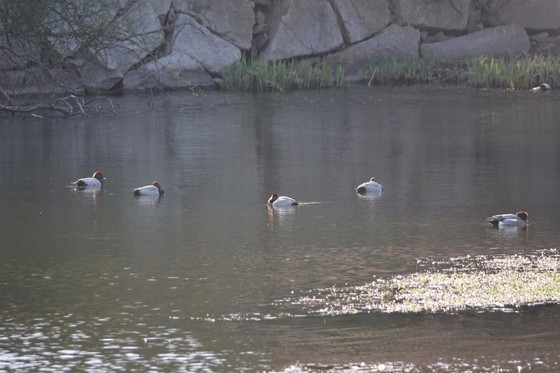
[[291, 249, 560, 315]]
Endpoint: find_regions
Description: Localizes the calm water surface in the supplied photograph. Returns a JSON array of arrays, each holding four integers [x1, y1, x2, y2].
[[1, 87, 560, 372]]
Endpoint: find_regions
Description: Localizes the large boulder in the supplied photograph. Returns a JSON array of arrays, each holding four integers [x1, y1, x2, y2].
[[420, 23, 530, 61], [123, 54, 215, 91], [497, 0, 560, 31], [325, 24, 420, 82], [263, 0, 344, 60], [170, 13, 241, 75], [331, 0, 392, 44], [393, 0, 472, 32], [174, 0, 254, 50], [75, 1, 165, 93]]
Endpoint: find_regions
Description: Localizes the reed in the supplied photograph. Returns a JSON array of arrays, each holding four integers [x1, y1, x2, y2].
[[367, 54, 560, 89], [367, 54, 447, 86], [221, 58, 345, 91], [467, 55, 560, 89]]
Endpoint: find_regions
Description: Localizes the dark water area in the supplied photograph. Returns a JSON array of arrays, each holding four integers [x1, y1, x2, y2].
[[0, 86, 559, 372]]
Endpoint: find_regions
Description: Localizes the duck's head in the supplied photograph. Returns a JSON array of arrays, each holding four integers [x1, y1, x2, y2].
[[152, 181, 162, 189], [516, 211, 529, 221], [370, 177, 377, 182], [92, 171, 104, 181], [540, 83, 551, 91], [268, 193, 279, 205]]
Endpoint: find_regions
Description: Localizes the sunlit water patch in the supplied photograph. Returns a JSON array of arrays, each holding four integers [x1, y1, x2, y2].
[[207, 249, 560, 322]]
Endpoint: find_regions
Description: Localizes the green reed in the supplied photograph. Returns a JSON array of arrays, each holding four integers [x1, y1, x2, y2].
[[367, 54, 560, 89], [367, 54, 447, 85], [467, 55, 560, 89], [221, 58, 345, 91]]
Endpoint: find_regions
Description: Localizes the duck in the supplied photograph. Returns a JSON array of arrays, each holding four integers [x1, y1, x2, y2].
[[530, 83, 551, 92], [75, 171, 104, 189], [133, 181, 165, 197], [268, 193, 299, 208], [356, 177, 384, 195], [485, 211, 528, 226]]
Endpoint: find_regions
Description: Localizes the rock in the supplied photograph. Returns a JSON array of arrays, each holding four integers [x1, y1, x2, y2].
[[393, 0, 471, 32], [331, 0, 392, 44], [498, 0, 560, 31], [263, 0, 344, 60], [2, 68, 84, 96], [421, 23, 530, 61], [325, 25, 420, 82], [124, 55, 215, 90], [174, 0, 254, 50], [76, 0, 165, 93], [171, 14, 241, 75], [530, 32, 550, 43]]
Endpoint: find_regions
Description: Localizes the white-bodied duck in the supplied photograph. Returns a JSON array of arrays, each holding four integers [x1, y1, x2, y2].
[[486, 211, 528, 226], [268, 193, 298, 208], [133, 181, 165, 197], [530, 83, 551, 92], [75, 171, 104, 190], [356, 177, 384, 195]]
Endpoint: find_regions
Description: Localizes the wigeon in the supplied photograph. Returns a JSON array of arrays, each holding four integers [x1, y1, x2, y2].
[[486, 211, 528, 226], [75, 171, 104, 190], [530, 83, 550, 92], [268, 193, 298, 208], [133, 181, 165, 197], [356, 177, 384, 195]]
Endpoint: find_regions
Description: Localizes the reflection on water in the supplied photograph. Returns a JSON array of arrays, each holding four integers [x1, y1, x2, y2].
[[1, 87, 560, 371]]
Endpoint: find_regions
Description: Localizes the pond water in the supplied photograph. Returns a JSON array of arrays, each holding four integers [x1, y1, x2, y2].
[[0, 86, 559, 372]]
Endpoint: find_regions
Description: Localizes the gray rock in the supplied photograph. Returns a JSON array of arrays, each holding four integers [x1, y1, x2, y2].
[[2, 68, 84, 96], [393, 0, 471, 32], [76, 0, 165, 93], [498, 0, 560, 31], [124, 54, 215, 90], [174, 0, 254, 50], [171, 14, 241, 75], [331, 0, 392, 44], [263, 0, 344, 60], [421, 23, 530, 61], [325, 24, 420, 82]]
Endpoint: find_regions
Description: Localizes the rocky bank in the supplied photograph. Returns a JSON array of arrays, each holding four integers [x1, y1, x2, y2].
[[2, 0, 560, 96]]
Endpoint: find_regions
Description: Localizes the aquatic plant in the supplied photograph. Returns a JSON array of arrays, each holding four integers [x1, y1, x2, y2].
[[366, 54, 560, 90], [221, 58, 345, 91], [466, 55, 560, 89]]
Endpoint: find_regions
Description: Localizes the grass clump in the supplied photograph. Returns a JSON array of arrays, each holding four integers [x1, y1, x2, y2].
[[466, 55, 560, 89], [367, 54, 456, 86], [367, 54, 560, 90], [221, 58, 345, 92]]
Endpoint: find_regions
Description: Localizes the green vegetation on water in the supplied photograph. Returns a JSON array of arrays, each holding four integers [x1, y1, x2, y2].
[[221, 55, 560, 91]]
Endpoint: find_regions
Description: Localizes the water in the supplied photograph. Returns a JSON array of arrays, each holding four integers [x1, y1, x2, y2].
[[1, 86, 559, 372]]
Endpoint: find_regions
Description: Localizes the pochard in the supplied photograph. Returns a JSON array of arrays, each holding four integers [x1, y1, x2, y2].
[[268, 193, 299, 208], [531, 83, 551, 92], [75, 171, 104, 190], [486, 211, 529, 226], [356, 177, 384, 195], [133, 181, 165, 197]]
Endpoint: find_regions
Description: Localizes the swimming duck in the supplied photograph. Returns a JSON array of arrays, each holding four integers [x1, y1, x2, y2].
[[268, 193, 298, 208], [530, 83, 550, 92], [485, 211, 528, 226], [133, 181, 165, 197], [75, 171, 104, 190], [356, 177, 384, 195]]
